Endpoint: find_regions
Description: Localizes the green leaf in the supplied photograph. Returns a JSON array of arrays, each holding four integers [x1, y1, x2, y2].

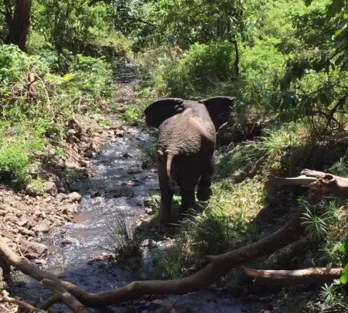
[[305, 0, 313, 6], [339, 243, 346, 252], [327, 0, 345, 19], [340, 274, 347, 284]]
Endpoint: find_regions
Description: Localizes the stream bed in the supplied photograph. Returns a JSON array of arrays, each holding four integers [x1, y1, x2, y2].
[[11, 63, 262, 313]]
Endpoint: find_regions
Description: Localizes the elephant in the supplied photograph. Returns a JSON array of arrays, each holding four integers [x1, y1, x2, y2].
[[144, 96, 236, 224]]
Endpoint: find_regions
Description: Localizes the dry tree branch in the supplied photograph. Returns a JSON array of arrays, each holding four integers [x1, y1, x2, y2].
[[268, 169, 348, 199], [244, 267, 342, 286], [0, 208, 304, 307], [42, 279, 88, 313], [39, 294, 62, 310], [0, 290, 45, 313]]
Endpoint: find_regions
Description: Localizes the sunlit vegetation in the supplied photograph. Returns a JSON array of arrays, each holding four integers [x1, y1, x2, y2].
[[2, 0, 348, 311]]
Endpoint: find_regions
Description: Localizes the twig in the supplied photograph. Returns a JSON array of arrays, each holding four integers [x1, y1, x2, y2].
[[0, 290, 45, 313]]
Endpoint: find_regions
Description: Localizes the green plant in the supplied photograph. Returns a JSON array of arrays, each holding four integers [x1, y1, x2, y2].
[[105, 209, 141, 260], [300, 199, 338, 241], [0, 143, 30, 186], [123, 108, 141, 124], [159, 41, 236, 98], [28, 178, 47, 196], [149, 249, 183, 279]]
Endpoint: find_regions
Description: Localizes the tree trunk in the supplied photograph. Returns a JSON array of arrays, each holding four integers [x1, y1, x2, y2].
[[5, 0, 32, 52]]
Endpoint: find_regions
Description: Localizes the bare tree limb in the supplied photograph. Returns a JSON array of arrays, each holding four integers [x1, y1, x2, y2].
[[264, 237, 311, 270], [244, 267, 342, 286], [0, 208, 304, 307], [268, 169, 348, 199], [39, 294, 62, 310], [0, 290, 45, 313], [42, 279, 88, 313]]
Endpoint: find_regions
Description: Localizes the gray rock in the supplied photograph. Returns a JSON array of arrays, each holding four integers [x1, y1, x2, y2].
[[67, 192, 82, 203], [20, 240, 48, 259]]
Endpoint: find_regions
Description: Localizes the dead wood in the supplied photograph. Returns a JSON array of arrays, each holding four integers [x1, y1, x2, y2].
[[42, 279, 88, 313], [264, 237, 311, 269], [244, 267, 342, 286], [268, 169, 348, 199], [39, 294, 62, 310], [0, 290, 45, 313], [0, 208, 304, 307]]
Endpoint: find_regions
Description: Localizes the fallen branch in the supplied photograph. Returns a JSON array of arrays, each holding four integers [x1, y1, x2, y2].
[[42, 279, 88, 313], [268, 169, 348, 199], [0, 290, 45, 313], [244, 267, 342, 286], [0, 208, 304, 307], [264, 237, 311, 270], [39, 294, 61, 310]]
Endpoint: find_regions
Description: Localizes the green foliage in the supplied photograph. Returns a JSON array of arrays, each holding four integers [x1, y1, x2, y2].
[[300, 199, 338, 241], [0, 122, 46, 186], [148, 248, 183, 279], [159, 41, 236, 98]]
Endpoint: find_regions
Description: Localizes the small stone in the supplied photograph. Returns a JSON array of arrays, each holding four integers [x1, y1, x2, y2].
[[56, 193, 67, 202], [145, 207, 155, 215], [33, 224, 50, 233], [127, 166, 143, 174], [18, 218, 28, 227], [45, 182, 58, 196], [61, 236, 79, 245], [67, 192, 82, 203]]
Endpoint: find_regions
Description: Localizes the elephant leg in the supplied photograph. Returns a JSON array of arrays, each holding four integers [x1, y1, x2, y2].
[[179, 187, 196, 218], [157, 156, 173, 224], [197, 156, 214, 201]]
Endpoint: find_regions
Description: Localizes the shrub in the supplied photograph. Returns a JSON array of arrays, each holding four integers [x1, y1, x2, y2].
[[159, 41, 236, 98]]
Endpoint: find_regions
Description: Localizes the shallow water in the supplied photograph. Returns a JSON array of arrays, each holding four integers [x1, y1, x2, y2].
[[11, 64, 260, 313]]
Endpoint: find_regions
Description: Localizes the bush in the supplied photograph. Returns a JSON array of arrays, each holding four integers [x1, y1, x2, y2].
[[158, 41, 236, 98], [0, 44, 113, 122]]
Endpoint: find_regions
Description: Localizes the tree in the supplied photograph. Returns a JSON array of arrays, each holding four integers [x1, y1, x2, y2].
[[1, 0, 32, 52]]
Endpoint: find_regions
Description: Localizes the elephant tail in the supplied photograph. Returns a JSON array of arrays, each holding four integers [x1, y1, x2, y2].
[[166, 151, 176, 192]]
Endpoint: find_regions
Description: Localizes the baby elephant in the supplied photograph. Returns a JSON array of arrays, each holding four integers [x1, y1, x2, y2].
[[144, 96, 236, 224]]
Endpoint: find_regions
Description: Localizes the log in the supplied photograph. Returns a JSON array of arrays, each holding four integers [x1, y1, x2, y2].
[[39, 294, 62, 310], [268, 169, 348, 199], [42, 279, 88, 313], [244, 267, 342, 285], [0, 208, 304, 307], [264, 237, 311, 269]]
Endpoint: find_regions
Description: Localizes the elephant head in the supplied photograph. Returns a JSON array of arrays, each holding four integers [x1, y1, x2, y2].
[[144, 96, 236, 129]]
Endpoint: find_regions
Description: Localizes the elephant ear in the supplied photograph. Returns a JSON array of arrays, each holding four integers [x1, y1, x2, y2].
[[144, 98, 185, 128], [200, 96, 236, 130]]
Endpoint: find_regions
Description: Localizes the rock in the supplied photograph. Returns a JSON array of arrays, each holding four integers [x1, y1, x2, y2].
[[109, 185, 134, 198], [127, 166, 143, 174], [18, 218, 28, 227], [33, 224, 50, 233], [115, 128, 125, 137], [25, 181, 58, 197], [56, 193, 67, 202], [20, 240, 48, 259], [123, 152, 132, 158], [67, 192, 82, 203], [61, 236, 79, 245], [145, 207, 155, 215], [89, 142, 98, 152], [18, 227, 36, 237], [45, 181, 58, 196]]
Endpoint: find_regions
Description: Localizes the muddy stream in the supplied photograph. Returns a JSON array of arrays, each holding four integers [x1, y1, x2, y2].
[[11, 64, 261, 313]]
